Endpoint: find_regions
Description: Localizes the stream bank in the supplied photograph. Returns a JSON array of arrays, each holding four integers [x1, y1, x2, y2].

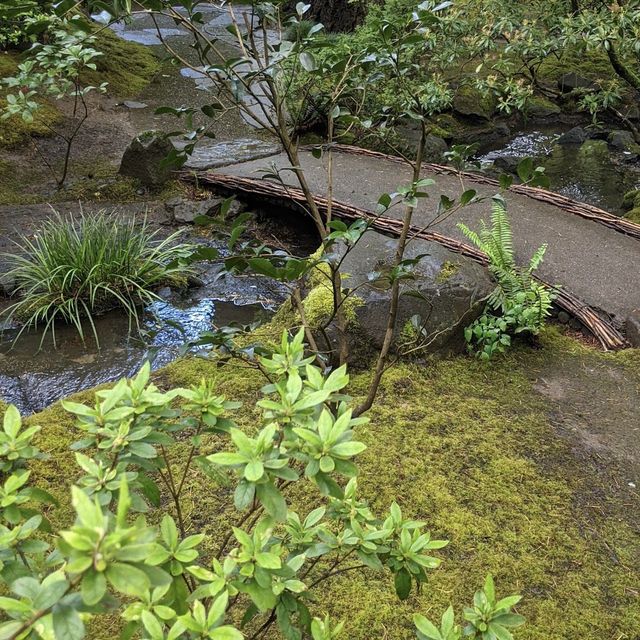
[[0, 199, 298, 414]]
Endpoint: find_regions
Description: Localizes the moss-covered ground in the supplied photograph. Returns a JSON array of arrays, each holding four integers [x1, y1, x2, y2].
[[0, 52, 63, 149], [81, 28, 160, 98], [7, 325, 639, 640], [0, 29, 158, 153]]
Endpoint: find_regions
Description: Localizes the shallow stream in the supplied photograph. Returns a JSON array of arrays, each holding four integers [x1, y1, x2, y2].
[[477, 126, 640, 214]]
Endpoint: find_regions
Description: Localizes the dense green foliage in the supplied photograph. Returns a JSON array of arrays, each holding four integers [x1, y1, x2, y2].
[[0, 1, 52, 51], [1, 327, 638, 638], [290, 0, 640, 137], [0, 331, 522, 640], [2, 212, 195, 347], [458, 197, 553, 359]]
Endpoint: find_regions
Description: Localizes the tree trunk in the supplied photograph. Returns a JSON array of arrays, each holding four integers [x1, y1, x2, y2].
[[607, 43, 640, 91], [285, 0, 373, 32]]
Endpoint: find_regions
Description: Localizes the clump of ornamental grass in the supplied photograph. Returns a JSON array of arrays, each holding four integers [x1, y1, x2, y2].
[[2, 211, 195, 347]]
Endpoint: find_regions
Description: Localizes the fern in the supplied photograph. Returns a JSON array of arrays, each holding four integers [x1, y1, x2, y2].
[[458, 197, 555, 358]]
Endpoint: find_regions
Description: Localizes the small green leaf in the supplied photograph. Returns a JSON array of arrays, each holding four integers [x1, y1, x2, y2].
[[394, 568, 411, 600], [244, 460, 264, 482]]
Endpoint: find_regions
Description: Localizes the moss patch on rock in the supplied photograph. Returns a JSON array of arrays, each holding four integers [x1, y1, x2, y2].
[[453, 84, 497, 120], [435, 260, 461, 283], [3, 326, 639, 639], [538, 48, 617, 86], [525, 95, 561, 118], [622, 190, 640, 223], [302, 283, 362, 329]]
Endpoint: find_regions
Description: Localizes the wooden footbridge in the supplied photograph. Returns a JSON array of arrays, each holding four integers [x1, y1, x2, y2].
[[185, 144, 640, 350]]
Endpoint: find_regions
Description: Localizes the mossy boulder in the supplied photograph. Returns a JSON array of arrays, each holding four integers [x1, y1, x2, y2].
[[119, 130, 174, 186], [557, 72, 597, 93], [525, 96, 561, 119], [452, 85, 497, 120], [622, 190, 640, 223], [608, 130, 640, 155], [334, 230, 494, 356], [622, 189, 640, 211]]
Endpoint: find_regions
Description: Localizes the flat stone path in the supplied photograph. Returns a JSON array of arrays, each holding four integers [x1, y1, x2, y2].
[[219, 150, 640, 328]]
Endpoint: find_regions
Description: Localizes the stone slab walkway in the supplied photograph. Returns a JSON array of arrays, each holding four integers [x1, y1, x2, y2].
[[219, 150, 640, 329]]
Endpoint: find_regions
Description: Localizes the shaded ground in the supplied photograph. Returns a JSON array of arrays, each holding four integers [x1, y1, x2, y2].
[[531, 347, 640, 481], [0, 6, 267, 205], [220, 150, 640, 327]]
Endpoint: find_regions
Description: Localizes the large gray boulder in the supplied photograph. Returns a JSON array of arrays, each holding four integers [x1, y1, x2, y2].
[[330, 230, 494, 357], [557, 126, 588, 145], [608, 130, 640, 154], [119, 131, 174, 186], [423, 134, 448, 162]]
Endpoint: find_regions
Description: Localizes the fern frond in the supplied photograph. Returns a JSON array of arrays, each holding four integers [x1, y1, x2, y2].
[[457, 223, 484, 252], [528, 243, 547, 273], [490, 196, 514, 271]]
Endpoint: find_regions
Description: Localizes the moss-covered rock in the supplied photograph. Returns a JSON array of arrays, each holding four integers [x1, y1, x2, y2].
[[538, 48, 616, 87], [452, 84, 497, 120], [622, 189, 640, 211], [525, 96, 561, 118]]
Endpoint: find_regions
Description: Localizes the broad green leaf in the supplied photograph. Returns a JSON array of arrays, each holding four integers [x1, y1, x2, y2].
[[256, 482, 287, 521], [81, 570, 106, 606], [106, 563, 150, 597]]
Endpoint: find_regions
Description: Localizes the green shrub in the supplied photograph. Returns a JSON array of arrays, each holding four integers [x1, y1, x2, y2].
[[0, 1, 51, 51], [2, 212, 195, 347], [0, 331, 522, 640], [458, 197, 554, 359]]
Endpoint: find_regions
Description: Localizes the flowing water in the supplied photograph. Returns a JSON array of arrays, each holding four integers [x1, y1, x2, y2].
[[477, 126, 640, 214], [0, 229, 288, 414]]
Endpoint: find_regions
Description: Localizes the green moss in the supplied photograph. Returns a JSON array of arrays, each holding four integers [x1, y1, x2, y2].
[[619, 188, 640, 222], [0, 160, 43, 204], [0, 52, 18, 77], [538, 48, 617, 85], [624, 207, 640, 224], [525, 95, 561, 118], [453, 84, 497, 120], [82, 29, 159, 97], [302, 280, 363, 329], [9, 322, 640, 639], [435, 260, 460, 283], [622, 189, 640, 211], [53, 159, 185, 203], [0, 52, 63, 149]]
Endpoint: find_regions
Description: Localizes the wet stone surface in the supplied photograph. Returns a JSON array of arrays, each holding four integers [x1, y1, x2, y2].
[[181, 138, 281, 170]]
